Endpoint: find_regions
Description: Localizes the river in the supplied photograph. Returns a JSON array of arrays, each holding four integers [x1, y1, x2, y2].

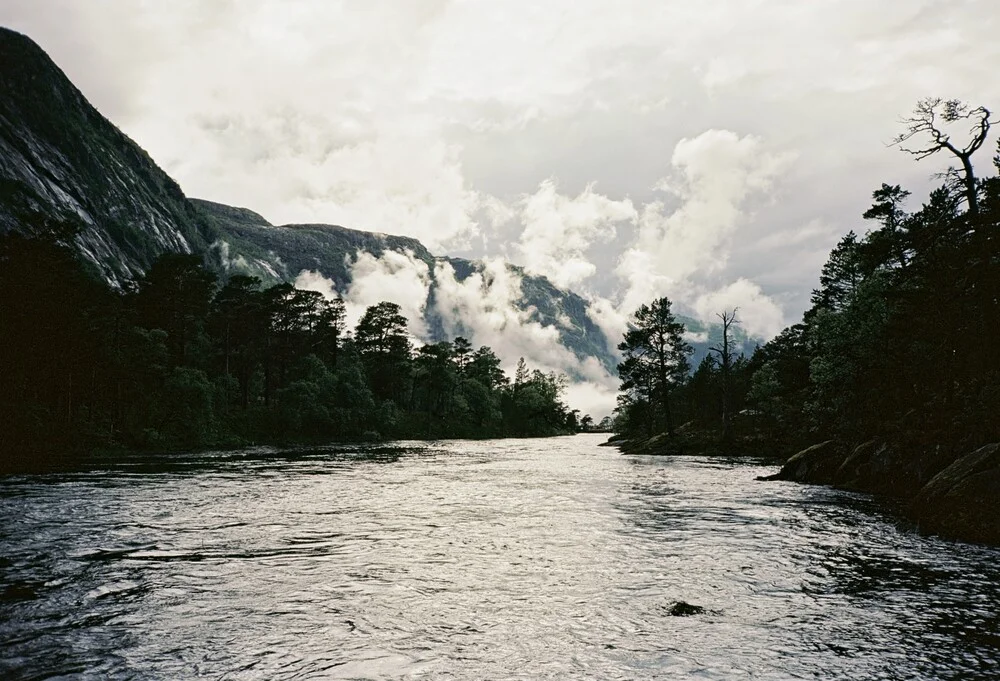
[[1, 434, 998, 679]]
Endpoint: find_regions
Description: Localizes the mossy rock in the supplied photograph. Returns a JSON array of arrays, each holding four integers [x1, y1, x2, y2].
[[911, 443, 1000, 544]]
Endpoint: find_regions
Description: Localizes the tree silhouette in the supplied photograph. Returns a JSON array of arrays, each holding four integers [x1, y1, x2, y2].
[[709, 308, 740, 444], [617, 297, 691, 436], [892, 98, 992, 217]]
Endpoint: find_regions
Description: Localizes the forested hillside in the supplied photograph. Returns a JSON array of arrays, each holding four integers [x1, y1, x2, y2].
[[0, 229, 581, 471], [612, 99, 1000, 542]]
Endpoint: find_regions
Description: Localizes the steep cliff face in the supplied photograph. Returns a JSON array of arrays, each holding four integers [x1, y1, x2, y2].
[[0, 27, 214, 286]]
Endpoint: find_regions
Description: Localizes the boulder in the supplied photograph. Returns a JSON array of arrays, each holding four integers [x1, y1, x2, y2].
[[833, 439, 878, 487], [765, 440, 845, 484], [618, 432, 684, 456], [911, 443, 1000, 545]]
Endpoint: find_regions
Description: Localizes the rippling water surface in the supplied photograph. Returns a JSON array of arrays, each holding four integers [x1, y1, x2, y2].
[[2, 434, 999, 679]]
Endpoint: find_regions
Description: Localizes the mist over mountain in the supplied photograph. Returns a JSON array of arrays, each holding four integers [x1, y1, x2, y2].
[[0, 27, 757, 415]]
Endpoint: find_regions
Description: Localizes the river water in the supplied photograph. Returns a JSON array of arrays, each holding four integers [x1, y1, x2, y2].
[[1, 434, 998, 680]]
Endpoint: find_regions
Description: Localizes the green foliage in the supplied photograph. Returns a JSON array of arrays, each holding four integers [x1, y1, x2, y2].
[[616, 297, 692, 436], [737, 129, 1000, 457], [0, 238, 573, 469]]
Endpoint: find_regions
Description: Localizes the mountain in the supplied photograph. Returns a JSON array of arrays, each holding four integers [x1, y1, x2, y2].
[[191, 198, 435, 287], [0, 27, 215, 286], [191, 198, 617, 374], [0, 27, 620, 373], [0, 26, 756, 380]]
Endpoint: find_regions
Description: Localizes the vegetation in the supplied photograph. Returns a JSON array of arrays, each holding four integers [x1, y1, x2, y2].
[[0, 229, 577, 472], [615, 99, 1000, 467], [615, 297, 691, 437]]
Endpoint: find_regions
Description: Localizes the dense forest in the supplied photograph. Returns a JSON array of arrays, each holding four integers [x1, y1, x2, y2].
[[0, 222, 578, 471], [615, 99, 1000, 468]]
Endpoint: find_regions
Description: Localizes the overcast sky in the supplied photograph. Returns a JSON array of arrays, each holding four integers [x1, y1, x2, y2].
[[3, 1, 1000, 413]]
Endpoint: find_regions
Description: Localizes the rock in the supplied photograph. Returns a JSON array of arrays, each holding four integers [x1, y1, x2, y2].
[[666, 601, 704, 616], [853, 442, 955, 497], [911, 443, 1000, 544], [833, 439, 878, 487], [769, 440, 845, 484], [617, 433, 680, 456]]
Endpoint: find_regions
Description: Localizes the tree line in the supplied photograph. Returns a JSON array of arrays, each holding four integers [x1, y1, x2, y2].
[[0, 228, 577, 470], [615, 98, 1000, 459]]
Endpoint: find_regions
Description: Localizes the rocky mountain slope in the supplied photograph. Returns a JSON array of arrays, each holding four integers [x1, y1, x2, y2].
[[0, 27, 620, 371], [0, 27, 214, 286]]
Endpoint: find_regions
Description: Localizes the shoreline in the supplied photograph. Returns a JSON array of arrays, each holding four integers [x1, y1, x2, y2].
[[609, 431, 1000, 547]]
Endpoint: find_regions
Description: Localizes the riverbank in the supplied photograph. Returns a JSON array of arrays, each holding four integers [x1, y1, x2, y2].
[[611, 430, 1000, 546], [760, 438, 1000, 546], [603, 422, 780, 458], [0, 428, 582, 476]]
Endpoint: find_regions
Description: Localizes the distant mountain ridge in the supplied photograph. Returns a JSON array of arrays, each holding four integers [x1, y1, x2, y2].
[[191, 198, 617, 373]]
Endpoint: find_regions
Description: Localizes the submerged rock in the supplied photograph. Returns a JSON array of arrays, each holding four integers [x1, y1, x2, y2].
[[666, 601, 705, 616]]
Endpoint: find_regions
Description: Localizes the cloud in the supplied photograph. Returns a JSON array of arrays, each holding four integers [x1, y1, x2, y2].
[[6, 0, 1000, 360], [612, 129, 795, 338], [585, 295, 629, 357], [563, 380, 619, 421], [432, 258, 619, 412], [620, 130, 795, 305], [516, 179, 636, 289], [296, 254, 622, 417], [294, 268, 338, 299], [433, 258, 579, 373], [693, 278, 785, 340], [295, 249, 431, 337]]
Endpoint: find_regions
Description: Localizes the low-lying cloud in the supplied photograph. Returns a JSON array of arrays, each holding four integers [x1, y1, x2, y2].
[[294, 249, 431, 336]]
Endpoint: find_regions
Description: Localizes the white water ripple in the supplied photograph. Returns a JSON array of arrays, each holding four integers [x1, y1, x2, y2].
[[0, 435, 998, 679]]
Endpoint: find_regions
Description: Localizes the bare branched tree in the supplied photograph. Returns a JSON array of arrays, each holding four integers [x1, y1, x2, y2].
[[892, 98, 993, 216], [709, 308, 740, 444]]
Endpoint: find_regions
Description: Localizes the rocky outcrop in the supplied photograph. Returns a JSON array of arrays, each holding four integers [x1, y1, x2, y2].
[[762, 438, 1000, 546], [0, 28, 215, 286], [910, 443, 1000, 545], [615, 422, 777, 458], [763, 440, 843, 482], [831, 440, 956, 497]]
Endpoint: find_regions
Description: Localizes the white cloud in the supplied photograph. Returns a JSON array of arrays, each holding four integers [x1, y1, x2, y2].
[[613, 129, 795, 339], [297, 255, 621, 417], [343, 251, 431, 337], [694, 279, 785, 340], [516, 179, 636, 289], [585, 295, 629, 357], [564, 380, 619, 421], [294, 268, 336, 295], [6, 0, 1000, 353], [294, 250, 432, 337], [432, 258, 619, 412], [433, 258, 577, 373], [620, 130, 795, 307]]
